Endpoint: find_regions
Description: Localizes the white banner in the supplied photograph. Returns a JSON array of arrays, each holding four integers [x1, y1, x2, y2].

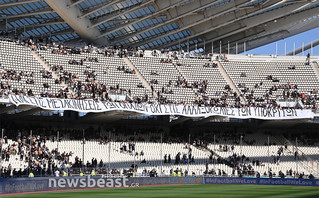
[[8, 95, 314, 120]]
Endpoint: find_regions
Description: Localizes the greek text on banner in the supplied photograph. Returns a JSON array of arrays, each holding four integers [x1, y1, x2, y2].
[[8, 95, 314, 120]]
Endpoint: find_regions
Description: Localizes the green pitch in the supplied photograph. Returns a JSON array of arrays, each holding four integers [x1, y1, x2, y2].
[[4, 184, 319, 198]]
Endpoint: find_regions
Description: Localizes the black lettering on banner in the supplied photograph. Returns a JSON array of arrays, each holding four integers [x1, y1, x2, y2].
[[150, 104, 162, 113], [157, 104, 162, 113], [53, 99, 61, 108], [21, 96, 30, 104], [258, 108, 262, 117], [168, 104, 178, 114], [46, 98, 54, 108], [108, 102, 118, 109], [159, 105, 164, 114], [168, 104, 173, 113], [220, 107, 227, 115], [174, 104, 180, 113], [34, 97, 41, 106], [240, 108, 251, 117], [260, 108, 264, 117], [64, 99, 74, 109], [228, 108, 235, 116], [257, 108, 261, 117], [282, 109, 286, 117], [150, 104, 156, 113], [193, 106, 201, 115], [212, 107, 221, 114], [7, 96, 311, 119], [155, 104, 160, 113], [119, 102, 129, 110], [61, 99, 66, 108], [126, 103, 133, 110], [136, 103, 141, 111], [106, 102, 116, 109], [75, 100, 82, 110], [83, 100, 88, 110], [94, 101, 102, 111], [285, 109, 297, 117], [72, 100, 78, 110], [101, 101, 109, 109], [127, 103, 136, 111], [205, 106, 213, 114], [87, 100, 94, 110], [14, 95, 25, 104], [260, 108, 265, 117], [29, 97, 36, 105], [262, 108, 268, 117], [113, 102, 120, 109], [181, 106, 189, 115], [78, 100, 83, 110], [9, 95, 18, 105], [272, 109, 279, 117], [38, 98, 45, 108], [89, 100, 94, 110], [88, 100, 93, 110], [181, 106, 200, 115], [292, 109, 297, 117], [114, 102, 122, 109], [75, 100, 81, 110], [82, 100, 86, 110], [200, 106, 206, 114], [189, 106, 196, 115], [286, 109, 292, 116], [193, 106, 200, 115], [84, 100, 89, 110], [164, 105, 169, 113], [35, 98, 40, 107], [265, 108, 273, 117], [253, 107, 259, 117], [140, 103, 147, 112]]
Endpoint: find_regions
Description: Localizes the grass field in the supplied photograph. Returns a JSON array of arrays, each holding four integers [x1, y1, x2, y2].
[[3, 184, 319, 198]]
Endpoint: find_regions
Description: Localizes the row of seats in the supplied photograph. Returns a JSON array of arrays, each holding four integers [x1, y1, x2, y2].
[[221, 60, 319, 107], [38, 48, 151, 100], [1, 40, 319, 109], [0, 41, 63, 96], [1, 137, 317, 177]]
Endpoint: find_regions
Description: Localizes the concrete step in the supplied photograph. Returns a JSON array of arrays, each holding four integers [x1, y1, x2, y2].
[[312, 61, 319, 80], [30, 49, 75, 96], [216, 61, 246, 103], [124, 57, 157, 97]]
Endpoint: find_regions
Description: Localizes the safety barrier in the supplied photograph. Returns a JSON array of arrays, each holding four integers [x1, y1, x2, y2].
[[0, 176, 318, 194]]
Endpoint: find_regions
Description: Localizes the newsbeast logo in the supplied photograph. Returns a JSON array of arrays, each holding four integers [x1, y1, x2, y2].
[[48, 176, 129, 188]]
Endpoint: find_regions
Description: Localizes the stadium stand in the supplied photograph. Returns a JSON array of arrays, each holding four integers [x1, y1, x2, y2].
[[174, 58, 240, 106], [0, 37, 318, 180], [37, 46, 152, 102], [128, 56, 197, 104], [1, 2, 319, 196], [0, 40, 67, 98], [221, 57, 319, 108], [1, 126, 318, 179], [0, 38, 318, 110]]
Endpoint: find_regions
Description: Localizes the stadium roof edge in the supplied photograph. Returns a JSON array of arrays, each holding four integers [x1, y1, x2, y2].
[[0, 0, 319, 51]]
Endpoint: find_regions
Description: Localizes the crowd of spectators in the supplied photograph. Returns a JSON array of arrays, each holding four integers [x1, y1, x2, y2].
[[117, 66, 136, 74], [0, 133, 73, 178], [0, 36, 318, 110], [0, 125, 317, 179], [203, 62, 218, 68]]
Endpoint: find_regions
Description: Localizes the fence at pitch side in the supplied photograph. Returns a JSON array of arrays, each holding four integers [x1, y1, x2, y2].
[[0, 176, 318, 194]]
